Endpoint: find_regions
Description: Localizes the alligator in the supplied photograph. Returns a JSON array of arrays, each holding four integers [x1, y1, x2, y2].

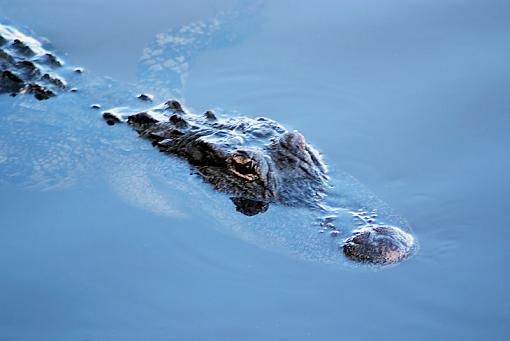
[[0, 23, 415, 265]]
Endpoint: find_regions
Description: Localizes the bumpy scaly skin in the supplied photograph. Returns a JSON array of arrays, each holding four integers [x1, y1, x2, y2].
[[0, 24, 68, 100], [343, 225, 415, 264], [103, 100, 329, 215]]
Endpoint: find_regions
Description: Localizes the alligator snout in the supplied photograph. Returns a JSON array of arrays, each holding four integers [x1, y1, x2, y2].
[[343, 225, 415, 265]]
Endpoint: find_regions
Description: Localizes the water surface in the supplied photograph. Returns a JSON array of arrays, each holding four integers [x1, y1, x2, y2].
[[0, 0, 509, 340]]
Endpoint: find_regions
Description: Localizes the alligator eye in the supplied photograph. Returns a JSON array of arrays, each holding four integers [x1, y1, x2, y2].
[[229, 154, 260, 181]]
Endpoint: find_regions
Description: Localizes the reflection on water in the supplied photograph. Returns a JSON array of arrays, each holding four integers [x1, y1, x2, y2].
[[1, 0, 509, 340]]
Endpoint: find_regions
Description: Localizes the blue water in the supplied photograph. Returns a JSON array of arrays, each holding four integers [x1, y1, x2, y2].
[[1, 0, 509, 340]]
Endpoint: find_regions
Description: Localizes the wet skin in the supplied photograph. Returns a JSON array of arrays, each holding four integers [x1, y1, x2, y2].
[[0, 25, 67, 99], [105, 101, 329, 216], [343, 225, 415, 264]]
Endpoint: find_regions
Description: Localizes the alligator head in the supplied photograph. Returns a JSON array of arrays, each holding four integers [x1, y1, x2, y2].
[[104, 100, 329, 215]]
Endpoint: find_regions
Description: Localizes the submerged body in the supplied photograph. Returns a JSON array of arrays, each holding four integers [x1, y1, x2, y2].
[[0, 22, 415, 265]]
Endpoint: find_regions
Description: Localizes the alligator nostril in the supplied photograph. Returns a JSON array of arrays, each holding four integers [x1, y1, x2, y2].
[[352, 234, 366, 244]]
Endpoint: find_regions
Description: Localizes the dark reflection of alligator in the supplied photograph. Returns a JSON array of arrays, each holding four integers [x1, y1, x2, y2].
[[0, 22, 415, 265], [103, 102, 329, 216]]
